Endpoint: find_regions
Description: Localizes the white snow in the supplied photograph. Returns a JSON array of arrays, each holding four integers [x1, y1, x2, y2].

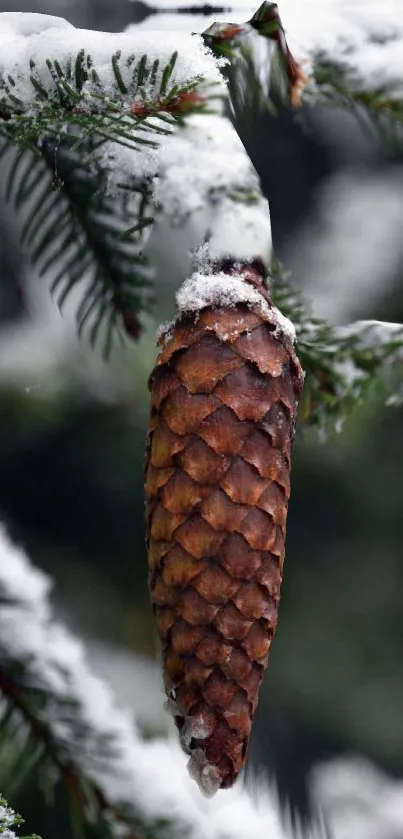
[[332, 320, 403, 399], [158, 265, 296, 346], [271, 305, 297, 343], [135, 0, 403, 98], [333, 358, 366, 392], [0, 14, 224, 110], [84, 639, 171, 735], [337, 319, 403, 352], [0, 11, 275, 270], [96, 136, 161, 195], [176, 270, 270, 315], [153, 114, 260, 217], [130, 11, 254, 35], [0, 524, 297, 838], [276, 0, 403, 90], [177, 269, 252, 311], [206, 195, 273, 266], [0, 12, 74, 36], [151, 1, 251, 9], [0, 801, 19, 839], [311, 756, 403, 839], [328, 319, 403, 405], [153, 112, 273, 267]]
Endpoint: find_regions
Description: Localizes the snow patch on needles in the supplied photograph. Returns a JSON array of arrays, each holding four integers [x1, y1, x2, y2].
[[0, 800, 19, 839], [0, 524, 295, 839], [338, 320, 403, 353], [0, 14, 223, 107], [0, 12, 274, 270], [266, 0, 403, 92]]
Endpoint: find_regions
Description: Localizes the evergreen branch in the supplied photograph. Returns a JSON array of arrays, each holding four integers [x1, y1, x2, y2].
[[0, 794, 40, 839], [0, 526, 292, 839], [0, 534, 144, 838], [0, 32, 223, 351], [0, 50, 212, 153], [305, 53, 403, 157], [0, 79, 210, 154], [0, 136, 155, 353], [269, 255, 403, 429], [0, 669, 120, 838]]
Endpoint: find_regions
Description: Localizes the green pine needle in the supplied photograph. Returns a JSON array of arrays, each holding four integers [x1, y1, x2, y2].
[[269, 254, 403, 428], [306, 52, 403, 158], [0, 136, 154, 355], [0, 793, 41, 838]]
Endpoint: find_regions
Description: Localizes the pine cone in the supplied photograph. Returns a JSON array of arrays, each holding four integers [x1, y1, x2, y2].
[[145, 262, 304, 795]]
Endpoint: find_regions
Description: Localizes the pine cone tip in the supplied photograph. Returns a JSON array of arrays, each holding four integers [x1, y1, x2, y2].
[[187, 750, 221, 798]]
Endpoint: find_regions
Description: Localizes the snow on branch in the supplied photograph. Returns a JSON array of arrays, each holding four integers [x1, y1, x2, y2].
[[0, 524, 299, 839], [268, 257, 403, 428], [0, 13, 224, 112], [2, 4, 402, 394], [254, 0, 403, 93], [0, 799, 21, 839], [155, 250, 403, 431], [0, 11, 226, 173], [0, 795, 38, 839], [152, 110, 273, 268], [337, 320, 403, 350], [0, 8, 283, 355]]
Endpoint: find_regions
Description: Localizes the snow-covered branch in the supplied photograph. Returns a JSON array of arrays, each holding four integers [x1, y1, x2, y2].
[[1, 4, 403, 418], [0, 795, 39, 839], [0, 524, 298, 839], [269, 257, 403, 427], [337, 320, 403, 350], [0, 10, 277, 349]]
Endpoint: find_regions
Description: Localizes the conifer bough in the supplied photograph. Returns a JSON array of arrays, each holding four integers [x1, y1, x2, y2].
[[145, 260, 304, 795]]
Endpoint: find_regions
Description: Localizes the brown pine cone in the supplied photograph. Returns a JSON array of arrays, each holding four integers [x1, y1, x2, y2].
[[145, 261, 304, 795]]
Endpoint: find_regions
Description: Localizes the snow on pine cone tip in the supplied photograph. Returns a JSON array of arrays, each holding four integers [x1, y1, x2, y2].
[[145, 260, 304, 796]]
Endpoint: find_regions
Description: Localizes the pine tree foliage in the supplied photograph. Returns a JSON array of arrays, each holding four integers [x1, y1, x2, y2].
[[0, 3, 403, 836], [0, 794, 40, 839], [1, 3, 402, 415], [0, 135, 154, 352], [270, 255, 403, 427], [0, 526, 297, 839], [0, 33, 218, 348], [309, 52, 403, 159], [0, 48, 190, 147], [202, 2, 403, 428]]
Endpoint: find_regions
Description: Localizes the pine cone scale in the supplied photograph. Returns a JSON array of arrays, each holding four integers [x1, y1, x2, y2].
[[146, 267, 303, 794]]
